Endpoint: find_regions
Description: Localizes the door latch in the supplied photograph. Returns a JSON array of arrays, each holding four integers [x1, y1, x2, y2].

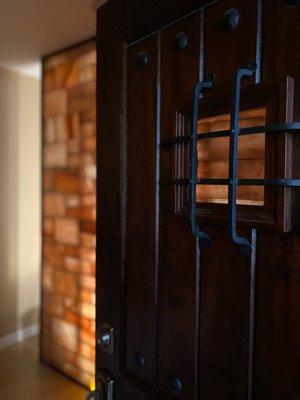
[[87, 370, 114, 400], [97, 323, 114, 354], [97, 370, 114, 400]]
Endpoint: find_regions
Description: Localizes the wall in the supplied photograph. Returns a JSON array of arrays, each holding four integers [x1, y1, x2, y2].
[[0, 66, 41, 340], [41, 41, 96, 388]]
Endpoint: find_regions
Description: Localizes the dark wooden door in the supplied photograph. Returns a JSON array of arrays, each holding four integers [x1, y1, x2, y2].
[[97, 1, 300, 399]]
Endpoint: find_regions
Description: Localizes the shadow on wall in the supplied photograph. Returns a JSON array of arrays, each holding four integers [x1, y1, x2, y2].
[[0, 66, 41, 341]]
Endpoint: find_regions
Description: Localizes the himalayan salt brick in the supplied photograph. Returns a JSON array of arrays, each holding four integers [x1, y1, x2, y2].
[[44, 143, 67, 167], [69, 81, 95, 100], [79, 289, 95, 305], [65, 62, 79, 89], [44, 52, 68, 70], [44, 90, 67, 117], [83, 165, 96, 180], [68, 154, 80, 168], [78, 371, 94, 389], [44, 193, 65, 217], [81, 260, 95, 276], [79, 318, 95, 334], [79, 342, 94, 359], [64, 297, 75, 309], [64, 257, 80, 273], [55, 218, 80, 245], [66, 195, 80, 208], [43, 266, 54, 291], [79, 275, 95, 291], [82, 137, 96, 152], [44, 118, 56, 143], [78, 65, 96, 84], [53, 269, 78, 298], [76, 355, 94, 374], [78, 51, 96, 68], [69, 95, 95, 113], [44, 293, 64, 317], [81, 122, 95, 137], [56, 115, 68, 141], [82, 195, 96, 207], [43, 170, 54, 191], [80, 206, 96, 222], [68, 138, 80, 154], [80, 247, 96, 263], [43, 69, 55, 92], [65, 311, 79, 325], [81, 153, 95, 166], [81, 221, 96, 234], [78, 302, 95, 320], [79, 329, 94, 347], [54, 172, 79, 194], [66, 206, 81, 219], [80, 179, 95, 194], [90, 320, 96, 334], [80, 233, 96, 248], [63, 350, 77, 365], [69, 113, 80, 139], [51, 318, 78, 352], [43, 242, 64, 269], [54, 62, 72, 90], [43, 218, 54, 236], [64, 245, 79, 258], [81, 108, 96, 123]]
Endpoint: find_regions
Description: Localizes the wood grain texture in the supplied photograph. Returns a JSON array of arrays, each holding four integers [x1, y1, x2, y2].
[[125, 34, 159, 385], [158, 12, 202, 400], [205, 0, 259, 88]]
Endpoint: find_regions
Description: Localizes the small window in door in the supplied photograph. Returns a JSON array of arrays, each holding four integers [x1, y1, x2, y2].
[[197, 108, 266, 206]]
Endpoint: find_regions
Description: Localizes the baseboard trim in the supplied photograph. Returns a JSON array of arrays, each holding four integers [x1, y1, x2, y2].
[[0, 324, 40, 349]]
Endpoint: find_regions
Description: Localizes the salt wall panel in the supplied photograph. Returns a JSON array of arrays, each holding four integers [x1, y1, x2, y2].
[[41, 40, 96, 388]]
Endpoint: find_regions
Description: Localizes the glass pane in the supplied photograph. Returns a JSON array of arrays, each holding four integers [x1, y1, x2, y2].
[[197, 108, 266, 206]]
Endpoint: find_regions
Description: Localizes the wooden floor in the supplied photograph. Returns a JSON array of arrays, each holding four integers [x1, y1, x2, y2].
[[0, 336, 88, 400]]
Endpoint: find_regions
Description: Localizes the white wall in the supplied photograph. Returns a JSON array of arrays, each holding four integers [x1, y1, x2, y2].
[[0, 66, 41, 339]]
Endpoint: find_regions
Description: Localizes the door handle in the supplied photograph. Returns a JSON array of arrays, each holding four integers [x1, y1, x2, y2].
[[189, 74, 214, 245], [228, 61, 257, 254], [87, 370, 114, 400]]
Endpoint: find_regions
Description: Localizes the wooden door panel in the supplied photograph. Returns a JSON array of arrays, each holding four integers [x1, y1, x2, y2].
[[199, 226, 255, 399], [97, 1, 300, 399], [126, 34, 159, 385], [159, 13, 202, 400], [254, 232, 300, 400], [205, 0, 261, 87]]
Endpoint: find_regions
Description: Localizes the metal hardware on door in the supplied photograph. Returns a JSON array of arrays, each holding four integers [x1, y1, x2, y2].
[[134, 352, 146, 367], [169, 376, 182, 395], [220, 9, 240, 32], [97, 323, 114, 354], [160, 62, 300, 252], [173, 32, 188, 52], [86, 370, 114, 400], [87, 391, 100, 400], [136, 51, 148, 69], [229, 61, 257, 254], [189, 73, 215, 247]]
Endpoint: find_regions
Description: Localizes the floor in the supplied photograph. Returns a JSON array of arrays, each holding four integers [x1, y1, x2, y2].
[[0, 336, 88, 400]]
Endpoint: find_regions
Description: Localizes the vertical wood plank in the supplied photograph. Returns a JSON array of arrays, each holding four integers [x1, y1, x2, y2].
[[125, 34, 159, 385], [159, 12, 202, 400], [205, 0, 260, 88], [199, 227, 253, 400]]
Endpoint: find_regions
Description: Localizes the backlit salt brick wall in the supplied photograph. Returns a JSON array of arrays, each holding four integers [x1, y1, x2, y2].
[[41, 40, 96, 387]]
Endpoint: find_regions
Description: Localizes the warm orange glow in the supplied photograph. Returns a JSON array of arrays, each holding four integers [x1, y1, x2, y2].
[[90, 381, 96, 392]]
